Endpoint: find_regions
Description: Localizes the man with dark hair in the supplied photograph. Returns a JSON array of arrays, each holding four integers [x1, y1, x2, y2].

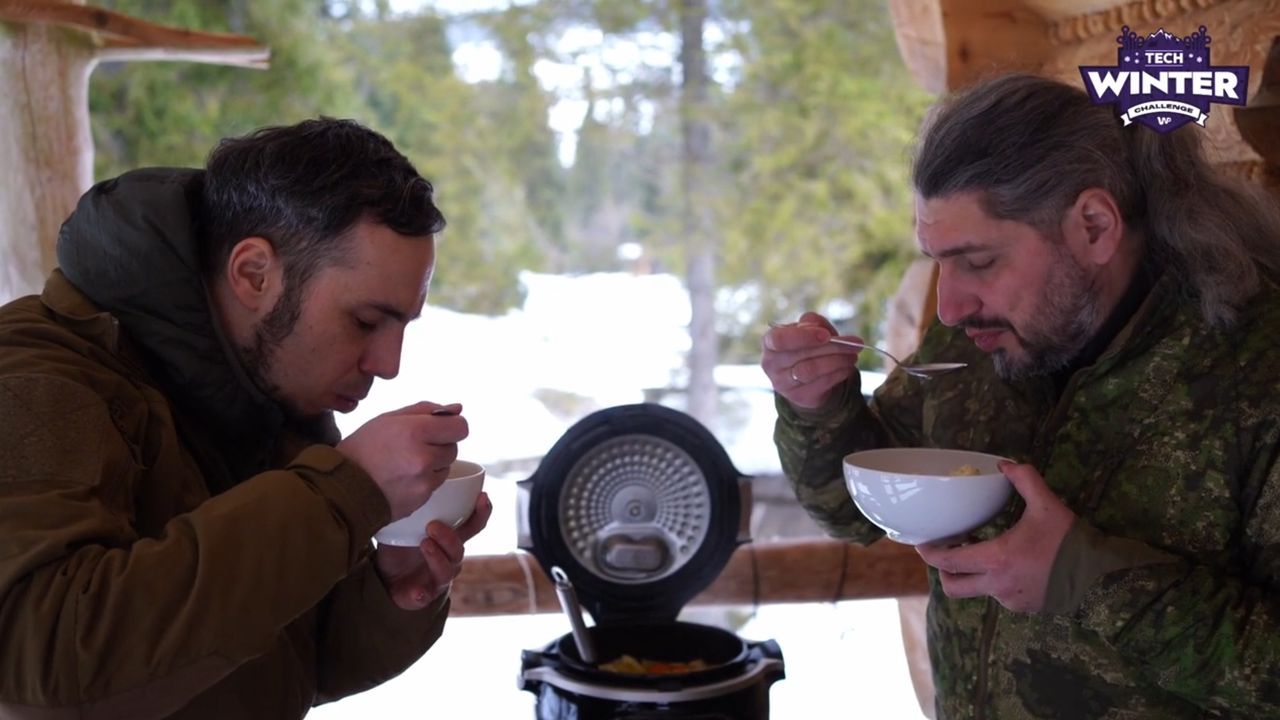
[[0, 117, 490, 718], [763, 73, 1280, 717]]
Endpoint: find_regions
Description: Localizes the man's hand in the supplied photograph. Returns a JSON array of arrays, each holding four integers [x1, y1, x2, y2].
[[375, 491, 493, 610], [336, 402, 468, 520], [915, 461, 1075, 613], [761, 312, 862, 410]]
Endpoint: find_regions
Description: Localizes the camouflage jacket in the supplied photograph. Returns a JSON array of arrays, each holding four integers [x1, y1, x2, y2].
[[774, 274, 1280, 719]]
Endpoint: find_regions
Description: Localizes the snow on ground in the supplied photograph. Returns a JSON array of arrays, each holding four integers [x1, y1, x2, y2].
[[337, 271, 694, 468], [311, 271, 924, 720]]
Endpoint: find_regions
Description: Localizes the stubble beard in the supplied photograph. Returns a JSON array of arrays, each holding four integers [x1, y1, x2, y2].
[[238, 283, 305, 417], [991, 250, 1101, 382]]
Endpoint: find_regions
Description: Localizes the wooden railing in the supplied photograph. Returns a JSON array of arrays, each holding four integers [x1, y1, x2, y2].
[[448, 537, 929, 616]]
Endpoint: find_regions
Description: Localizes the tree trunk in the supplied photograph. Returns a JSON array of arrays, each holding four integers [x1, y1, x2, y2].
[[0, 18, 95, 304], [678, 0, 717, 428]]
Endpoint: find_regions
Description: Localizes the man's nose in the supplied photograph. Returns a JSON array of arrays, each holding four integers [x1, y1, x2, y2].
[[361, 331, 404, 380], [935, 268, 978, 327]]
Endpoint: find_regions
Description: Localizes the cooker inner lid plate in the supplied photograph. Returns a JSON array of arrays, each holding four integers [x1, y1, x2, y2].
[[522, 402, 746, 622], [559, 434, 711, 584]]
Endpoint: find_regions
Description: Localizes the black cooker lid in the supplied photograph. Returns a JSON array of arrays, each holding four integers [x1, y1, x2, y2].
[[520, 403, 747, 624]]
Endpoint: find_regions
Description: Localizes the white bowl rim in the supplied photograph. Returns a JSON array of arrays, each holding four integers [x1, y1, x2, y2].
[[444, 460, 486, 482], [842, 447, 1011, 478]]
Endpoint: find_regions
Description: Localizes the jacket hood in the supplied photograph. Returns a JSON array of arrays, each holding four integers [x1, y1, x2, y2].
[[54, 168, 296, 468]]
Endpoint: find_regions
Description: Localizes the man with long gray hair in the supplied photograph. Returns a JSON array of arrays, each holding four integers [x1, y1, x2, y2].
[[763, 73, 1280, 718]]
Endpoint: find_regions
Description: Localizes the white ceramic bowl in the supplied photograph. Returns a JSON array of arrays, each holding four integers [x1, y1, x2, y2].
[[842, 448, 1012, 546], [374, 460, 486, 547]]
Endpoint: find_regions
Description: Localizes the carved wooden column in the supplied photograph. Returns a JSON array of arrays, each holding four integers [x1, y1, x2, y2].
[[1234, 35, 1280, 195], [1038, 0, 1280, 177], [890, 0, 1280, 176], [0, 1, 267, 304]]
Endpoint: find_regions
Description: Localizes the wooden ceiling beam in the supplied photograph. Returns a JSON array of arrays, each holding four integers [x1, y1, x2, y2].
[[0, 0, 268, 67]]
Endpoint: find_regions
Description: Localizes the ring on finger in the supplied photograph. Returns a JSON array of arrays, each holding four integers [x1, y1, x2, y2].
[[789, 365, 802, 385]]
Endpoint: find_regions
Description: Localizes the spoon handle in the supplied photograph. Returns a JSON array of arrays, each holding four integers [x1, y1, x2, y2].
[[827, 337, 900, 366], [771, 323, 905, 368], [826, 337, 871, 351]]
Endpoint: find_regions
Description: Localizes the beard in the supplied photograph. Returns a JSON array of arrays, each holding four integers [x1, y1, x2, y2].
[[238, 282, 305, 417], [967, 247, 1102, 382]]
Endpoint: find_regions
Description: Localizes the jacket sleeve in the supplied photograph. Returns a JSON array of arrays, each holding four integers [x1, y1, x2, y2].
[[0, 374, 392, 716], [1054, 430, 1280, 713], [773, 353, 927, 544], [312, 559, 451, 704]]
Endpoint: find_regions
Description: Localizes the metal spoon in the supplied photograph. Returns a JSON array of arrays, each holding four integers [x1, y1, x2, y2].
[[768, 322, 967, 379], [826, 337, 967, 379], [550, 566, 597, 664]]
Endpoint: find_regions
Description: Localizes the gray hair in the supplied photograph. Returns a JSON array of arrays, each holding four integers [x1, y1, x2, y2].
[[911, 72, 1280, 327]]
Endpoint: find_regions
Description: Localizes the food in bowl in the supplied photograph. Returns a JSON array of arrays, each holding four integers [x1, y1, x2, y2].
[[842, 448, 1012, 546], [950, 464, 981, 476]]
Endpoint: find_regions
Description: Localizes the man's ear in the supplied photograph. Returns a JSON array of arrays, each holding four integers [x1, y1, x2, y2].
[[1062, 188, 1125, 267], [223, 237, 282, 314]]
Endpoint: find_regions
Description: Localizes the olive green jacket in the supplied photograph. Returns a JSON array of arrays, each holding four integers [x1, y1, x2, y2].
[[775, 274, 1280, 718], [0, 169, 449, 719]]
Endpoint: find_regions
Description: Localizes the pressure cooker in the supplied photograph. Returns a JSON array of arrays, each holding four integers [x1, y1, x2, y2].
[[516, 403, 786, 719]]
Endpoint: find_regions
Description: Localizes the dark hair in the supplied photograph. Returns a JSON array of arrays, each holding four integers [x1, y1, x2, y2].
[[912, 72, 1280, 327], [199, 117, 446, 293]]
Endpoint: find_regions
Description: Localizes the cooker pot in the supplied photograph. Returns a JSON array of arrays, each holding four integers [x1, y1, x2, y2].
[[516, 404, 786, 719]]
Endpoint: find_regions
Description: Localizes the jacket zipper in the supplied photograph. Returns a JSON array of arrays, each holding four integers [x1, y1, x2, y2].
[[973, 376, 1080, 718]]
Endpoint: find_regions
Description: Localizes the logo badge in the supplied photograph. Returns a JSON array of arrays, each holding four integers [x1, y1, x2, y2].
[[1080, 26, 1249, 133]]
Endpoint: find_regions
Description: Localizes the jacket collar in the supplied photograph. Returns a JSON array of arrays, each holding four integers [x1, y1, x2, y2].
[[51, 167, 319, 472], [1086, 263, 1190, 376]]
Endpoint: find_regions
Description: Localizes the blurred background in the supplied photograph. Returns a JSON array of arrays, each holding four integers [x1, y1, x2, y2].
[[84, 0, 931, 379]]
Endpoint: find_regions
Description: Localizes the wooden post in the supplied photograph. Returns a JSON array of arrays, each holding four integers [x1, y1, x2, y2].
[[0, 1, 268, 305], [1234, 35, 1280, 197], [0, 17, 94, 300]]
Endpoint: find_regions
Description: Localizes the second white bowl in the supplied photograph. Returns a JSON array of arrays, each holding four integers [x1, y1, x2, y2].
[[842, 448, 1012, 546]]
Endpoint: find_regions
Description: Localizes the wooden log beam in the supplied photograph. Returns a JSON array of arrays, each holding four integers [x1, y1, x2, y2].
[[448, 538, 930, 617], [0, 0, 268, 67], [889, 0, 1052, 94]]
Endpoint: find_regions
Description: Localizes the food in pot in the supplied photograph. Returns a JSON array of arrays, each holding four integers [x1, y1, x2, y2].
[[598, 654, 709, 675], [950, 464, 981, 476]]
